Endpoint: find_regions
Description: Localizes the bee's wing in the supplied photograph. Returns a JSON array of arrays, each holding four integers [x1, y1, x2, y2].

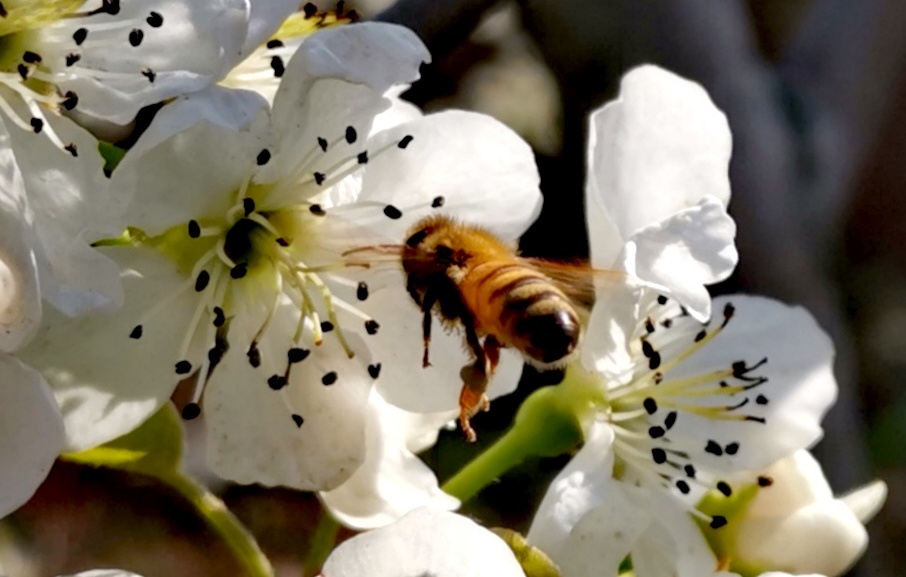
[[520, 257, 626, 311]]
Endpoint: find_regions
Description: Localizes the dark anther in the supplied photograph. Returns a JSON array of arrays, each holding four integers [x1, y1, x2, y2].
[[431, 196, 445, 208], [64, 143, 78, 157], [317, 137, 328, 152], [398, 135, 414, 149], [269, 56, 285, 77], [320, 321, 334, 333], [309, 204, 326, 216], [22, 51, 41, 64], [208, 344, 225, 365], [651, 448, 667, 464], [17, 64, 27, 79], [383, 205, 403, 219], [129, 325, 143, 339], [356, 282, 369, 301], [694, 329, 707, 342], [141, 68, 156, 83], [755, 394, 769, 405], [640, 339, 661, 370], [717, 481, 732, 497], [247, 343, 261, 367], [357, 151, 368, 164], [745, 415, 767, 424], [195, 270, 210, 292], [684, 464, 696, 478], [129, 29, 144, 47], [66, 53, 81, 67], [664, 411, 677, 429], [345, 126, 357, 144], [725, 442, 740, 455], [188, 220, 201, 238], [30, 118, 43, 134], [365, 319, 379, 335], [722, 302, 736, 326], [146, 11, 163, 27], [73, 28, 88, 45], [268, 375, 287, 390], [256, 149, 271, 165], [653, 372, 663, 384], [266, 39, 283, 49], [368, 363, 381, 379], [710, 516, 728, 529], [243, 197, 255, 216], [103, 168, 112, 178], [662, 318, 673, 328], [303, 2, 318, 17], [101, 0, 120, 15], [276, 238, 289, 246], [648, 426, 665, 439], [757, 476, 774, 487], [213, 307, 225, 327], [181, 403, 201, 420], [62, 90, 80, 110], [705, 440, 723, 456], [645, 318, 655, 333], [314, 172, 326, 185], [657, 295, 668, 305], [175, 360, 192, 375], [288, 348, 310, 363], [676, 480, 690, 494], [292, 414, 304, 427], [643, 397, 658, 414], [230, 263, 248, 279], [321, 371, 338, 385]]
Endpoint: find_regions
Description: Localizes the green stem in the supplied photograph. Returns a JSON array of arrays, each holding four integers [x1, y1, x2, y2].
[[302, 510, 341, 577], [168, 474, 274, 577], [443, 375, 598, 503]]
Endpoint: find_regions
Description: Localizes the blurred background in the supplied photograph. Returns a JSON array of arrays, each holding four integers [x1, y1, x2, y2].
[[3, 0, 905, 575]]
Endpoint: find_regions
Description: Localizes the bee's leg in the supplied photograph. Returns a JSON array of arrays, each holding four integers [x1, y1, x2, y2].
[[458, 317, 492, 442], [484, 335, 502, 376], [420, 290, 438, 368]]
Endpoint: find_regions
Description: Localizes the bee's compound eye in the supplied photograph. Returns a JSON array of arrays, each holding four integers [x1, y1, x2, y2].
[[406, 229, 429, 248], [518, 310, 580, 365]]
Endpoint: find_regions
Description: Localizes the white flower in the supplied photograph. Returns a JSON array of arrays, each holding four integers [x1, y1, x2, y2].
[[319, 389, 458, 529], [704, 450, 886, 577], [320, 508, 526, 577], [21, 23, 541, 491], [0, 0, 255, 134], [525, 66, 838, 577]]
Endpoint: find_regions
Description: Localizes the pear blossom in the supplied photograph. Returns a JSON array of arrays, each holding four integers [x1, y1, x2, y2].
[[701, 450, 886, 577], [526, 66, 838, 577], [320, 508, 526, 577], [21, 23, 541, 491]]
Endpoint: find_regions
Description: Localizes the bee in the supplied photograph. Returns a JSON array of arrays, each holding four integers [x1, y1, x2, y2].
[[348, 214, 608, 441]]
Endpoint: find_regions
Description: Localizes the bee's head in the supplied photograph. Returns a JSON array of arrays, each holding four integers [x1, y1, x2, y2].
[[402, 215, 460, 274]]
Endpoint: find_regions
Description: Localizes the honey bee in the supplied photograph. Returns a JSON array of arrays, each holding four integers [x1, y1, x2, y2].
[[348, 214, 608, 441]]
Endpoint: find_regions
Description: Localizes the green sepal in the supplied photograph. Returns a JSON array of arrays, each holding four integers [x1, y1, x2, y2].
[[492, 528, 563, 577]]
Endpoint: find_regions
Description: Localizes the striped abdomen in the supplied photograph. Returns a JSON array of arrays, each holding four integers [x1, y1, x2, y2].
[[460, 261, 581, 368]]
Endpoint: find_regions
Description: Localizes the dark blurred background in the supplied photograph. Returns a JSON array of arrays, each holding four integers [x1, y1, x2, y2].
[[4, 1, 905, 575]]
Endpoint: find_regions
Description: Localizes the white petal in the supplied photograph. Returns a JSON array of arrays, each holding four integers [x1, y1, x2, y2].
[[3, 112, 125, 315], [0, 138, 41, 351], [664, 295, 837, 472], [529, 423, 650, 577], [322, 508, 525, 577], [586, 65, 732, 265], [630, 492, 715, 577], [59, 571, 148, 577], [204, 301, 374, 491], [19, 247, 200, 451], [581, 277, 645, 380], [0, 355, 64, 517], [240, 0, 301, 59], [54, 0, 250, 124], [839, 479, 887, 524], [619, 197, 737, 321], [116, 87, 267, 236], [319, 390, 458, 529], [354, 110, 543, 242]]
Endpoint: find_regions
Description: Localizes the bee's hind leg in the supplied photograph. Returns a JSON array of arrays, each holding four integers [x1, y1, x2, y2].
[[420, 290, 438, 368], [458, 324, 501, 442]]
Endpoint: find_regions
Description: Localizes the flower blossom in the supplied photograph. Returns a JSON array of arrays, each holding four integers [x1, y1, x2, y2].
[[526, 66, 838, 577], [22, 22, 541, 491], [320, 508, 526, 577], [702, 450, 887, 577]]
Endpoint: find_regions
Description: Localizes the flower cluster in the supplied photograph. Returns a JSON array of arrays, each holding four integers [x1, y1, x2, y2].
[[0, 3, 886, 577]]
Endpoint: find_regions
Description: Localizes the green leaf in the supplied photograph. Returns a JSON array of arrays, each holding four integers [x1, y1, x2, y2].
[[98, 140, 126, 174]]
